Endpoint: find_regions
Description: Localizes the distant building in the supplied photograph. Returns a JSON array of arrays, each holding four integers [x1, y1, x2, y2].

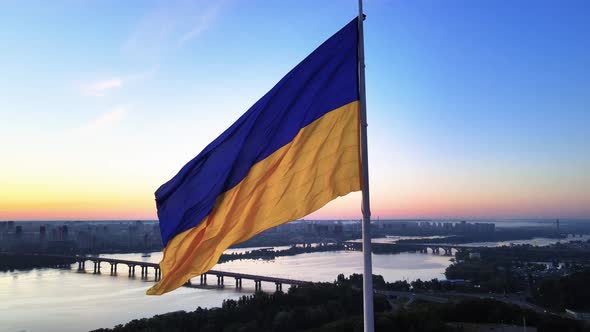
[[3, 220, 162, 254], [374, 220, 494, 236], [269, 219, 359, 236]]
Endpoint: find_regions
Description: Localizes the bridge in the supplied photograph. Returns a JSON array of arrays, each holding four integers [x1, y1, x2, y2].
[[403, 243, 482, 255], [50, 255, 308, 292], [564, 233, 586, 238], [343, 241, 480, 256]]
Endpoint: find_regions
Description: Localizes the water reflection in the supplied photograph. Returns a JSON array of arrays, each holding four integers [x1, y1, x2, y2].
[[0, 249, 451, 332]]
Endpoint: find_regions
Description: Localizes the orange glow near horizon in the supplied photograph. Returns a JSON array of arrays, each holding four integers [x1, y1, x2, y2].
[[2, 186, 590, 221], [0, 177, 158, 221], [0, 197, 156, 221], [2, 179, 589, 221]]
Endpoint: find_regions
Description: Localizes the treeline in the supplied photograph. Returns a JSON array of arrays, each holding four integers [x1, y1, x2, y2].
[[408, 298, 588, 332], [218, 243, 344, 264], [396, 229, 564, 245], [92, 274, 587, 332], [532, 271, 590, 311], [233, 232, 359, 249], [92, 282, 432, 332], [0, 253, 76, 272], [444, 256, 524, 293], [346, 242, 448, 255], [337, 273, 587, 331], [446, 247, 590, 307], [471, 243, 590, 263], [368, 243, 420, 254], [336, 273, 457, 292]]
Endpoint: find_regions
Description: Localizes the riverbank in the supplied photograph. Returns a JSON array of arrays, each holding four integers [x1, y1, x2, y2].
[[218, 243, 344, 263], [1, 249, 453, 332], [92, 274, 586, 332], [0, 253, 76, 272]]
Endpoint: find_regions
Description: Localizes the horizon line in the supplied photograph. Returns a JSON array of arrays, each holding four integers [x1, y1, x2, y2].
[[2, 217, 589, 223]]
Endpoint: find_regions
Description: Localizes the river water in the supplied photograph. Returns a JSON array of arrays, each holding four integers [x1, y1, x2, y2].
[[0, 249, 450, 332], [3, 234, 589, 332]]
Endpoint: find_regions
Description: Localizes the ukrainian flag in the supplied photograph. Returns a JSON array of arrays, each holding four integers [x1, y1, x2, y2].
[[148, 18, 361, 295]]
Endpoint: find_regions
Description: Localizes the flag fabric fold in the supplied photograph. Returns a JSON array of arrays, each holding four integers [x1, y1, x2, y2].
[[148, 17, 361, 295]]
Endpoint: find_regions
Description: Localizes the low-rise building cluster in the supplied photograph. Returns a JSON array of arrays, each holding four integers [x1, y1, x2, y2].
[[0, 220, 162, 253]]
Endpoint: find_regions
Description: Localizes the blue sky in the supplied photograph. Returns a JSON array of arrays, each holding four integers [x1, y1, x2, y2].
[[0, 0, 588, 220]]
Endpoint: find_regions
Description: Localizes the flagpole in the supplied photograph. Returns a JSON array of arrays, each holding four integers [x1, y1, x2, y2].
[[357, 1, 374, 332]]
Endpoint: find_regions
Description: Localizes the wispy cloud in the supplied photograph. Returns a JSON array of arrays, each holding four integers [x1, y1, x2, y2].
[[73, 106, 129, 135], [81, 67, 157, 96], [178, 6, 219, 47], [83, 78, 123, 96], [88, 106, 128, 131], [123, 0, 221, 60]]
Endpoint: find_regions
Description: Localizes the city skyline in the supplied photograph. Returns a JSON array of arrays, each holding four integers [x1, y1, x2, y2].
[[1, 0, 589, 221]]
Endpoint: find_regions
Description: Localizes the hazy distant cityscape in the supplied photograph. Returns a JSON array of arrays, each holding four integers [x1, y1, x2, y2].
[[1, 219, 506, 255]]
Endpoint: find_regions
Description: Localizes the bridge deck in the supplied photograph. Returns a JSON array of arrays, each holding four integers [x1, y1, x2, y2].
[[49, 255, 309, 285]]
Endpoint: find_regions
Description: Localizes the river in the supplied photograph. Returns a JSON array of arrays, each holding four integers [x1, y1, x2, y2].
[[0, 249, 450, 332], [3, 234, 588, 332]]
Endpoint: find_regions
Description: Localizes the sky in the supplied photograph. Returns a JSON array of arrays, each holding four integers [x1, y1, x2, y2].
[[0, 0, 589, 221]]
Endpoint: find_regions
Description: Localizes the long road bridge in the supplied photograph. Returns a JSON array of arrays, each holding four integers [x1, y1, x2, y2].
[[49, 255, 308, 292]]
